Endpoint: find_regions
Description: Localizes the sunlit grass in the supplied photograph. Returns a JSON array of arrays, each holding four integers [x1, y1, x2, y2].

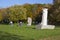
[[0, 24, 60, 40]]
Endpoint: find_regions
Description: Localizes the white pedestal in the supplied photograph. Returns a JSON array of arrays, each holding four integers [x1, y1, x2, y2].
[[41, 25, 55, 29], [36, 25, 55, 29]]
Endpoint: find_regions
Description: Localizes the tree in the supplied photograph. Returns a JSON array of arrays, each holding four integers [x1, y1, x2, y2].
[[49, 0, 60, 25], [0, 10, 3, 21], [8, 6, 27, 22]]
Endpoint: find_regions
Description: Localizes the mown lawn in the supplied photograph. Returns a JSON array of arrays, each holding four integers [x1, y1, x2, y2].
[[0, 24, 60, 40]]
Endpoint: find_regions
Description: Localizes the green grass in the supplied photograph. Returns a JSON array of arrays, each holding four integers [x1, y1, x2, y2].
[[0, 24, 60, 40]]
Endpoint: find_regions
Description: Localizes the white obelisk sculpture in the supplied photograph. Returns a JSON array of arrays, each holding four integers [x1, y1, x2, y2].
[[42, 8, 48, 25], [40, 8, 55, 29]]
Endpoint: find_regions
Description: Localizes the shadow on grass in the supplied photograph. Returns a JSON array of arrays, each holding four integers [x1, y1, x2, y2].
[[0, 31, 34, 40]]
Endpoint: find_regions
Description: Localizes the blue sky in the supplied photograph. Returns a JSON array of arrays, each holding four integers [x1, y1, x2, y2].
[[0, 0, 53, 8]]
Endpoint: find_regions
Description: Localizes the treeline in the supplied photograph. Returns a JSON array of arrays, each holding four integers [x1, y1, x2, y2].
[[0, 4, 60, 25], [0, 4, 49, 23]]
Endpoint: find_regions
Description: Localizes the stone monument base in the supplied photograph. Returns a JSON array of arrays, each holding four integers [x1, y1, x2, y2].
[[36, 25, 55, 29]]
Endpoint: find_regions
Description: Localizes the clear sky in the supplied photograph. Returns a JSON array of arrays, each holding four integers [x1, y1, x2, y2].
[[0, 0, 53, 8]]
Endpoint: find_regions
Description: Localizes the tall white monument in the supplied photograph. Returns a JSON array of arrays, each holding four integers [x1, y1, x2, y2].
[[37, 8, 55, 29], [42, 8, 48, 25]]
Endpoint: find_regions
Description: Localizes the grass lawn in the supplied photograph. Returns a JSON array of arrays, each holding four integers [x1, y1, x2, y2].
[[0, 24, 60, 40]]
